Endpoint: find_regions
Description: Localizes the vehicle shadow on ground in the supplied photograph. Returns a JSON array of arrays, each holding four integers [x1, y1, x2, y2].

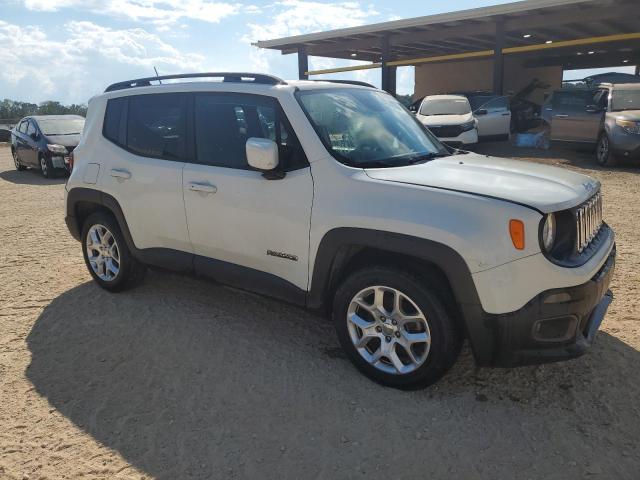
[[26, 273, 640, 479], [0, 168, 67, 185], [475, 142, 640, 174]]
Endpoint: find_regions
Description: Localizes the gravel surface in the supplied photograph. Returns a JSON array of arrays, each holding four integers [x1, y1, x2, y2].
[[0, 143, 639, 479]]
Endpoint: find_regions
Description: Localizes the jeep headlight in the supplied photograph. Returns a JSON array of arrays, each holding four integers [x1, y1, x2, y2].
[[47, 144, 68, 154], [616, 118, 640, 135], [541, 213, 556, 252]]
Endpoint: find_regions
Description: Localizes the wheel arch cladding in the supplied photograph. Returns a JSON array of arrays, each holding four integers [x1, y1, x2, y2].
[[66, 188, 137, 254], [308, 228, 497, 365]]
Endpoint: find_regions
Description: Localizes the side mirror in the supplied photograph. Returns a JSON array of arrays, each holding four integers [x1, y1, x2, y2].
[[475, 108, 488, 116], [30, 132, 39, 140], [246, 137, 280, 177]]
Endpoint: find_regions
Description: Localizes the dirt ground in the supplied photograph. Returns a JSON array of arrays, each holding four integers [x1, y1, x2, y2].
[[0, 142, 638, 480]]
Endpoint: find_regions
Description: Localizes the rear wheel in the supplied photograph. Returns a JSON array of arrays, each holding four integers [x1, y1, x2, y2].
[[332, 266, 461, 390], [596, 133, 617, 167], [81, 212, 146, 292], [12, 149, 25, 171]]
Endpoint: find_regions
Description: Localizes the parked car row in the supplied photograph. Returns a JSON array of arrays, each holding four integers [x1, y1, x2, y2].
[[10, 115, 85, 177]]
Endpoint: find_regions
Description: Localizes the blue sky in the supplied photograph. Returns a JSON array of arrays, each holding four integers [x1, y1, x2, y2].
[[0, 0, 634, 104]]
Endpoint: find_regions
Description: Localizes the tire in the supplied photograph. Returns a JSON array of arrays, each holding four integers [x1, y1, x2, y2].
[[596, 133, 618, 167], [332, 266, 462, 390], [39, 154, 51, 178], [81, 212, 146, 292], [12, 149, 25, 171]]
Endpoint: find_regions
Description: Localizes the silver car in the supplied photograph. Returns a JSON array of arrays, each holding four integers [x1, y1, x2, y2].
[[544, 83, 640, 166]]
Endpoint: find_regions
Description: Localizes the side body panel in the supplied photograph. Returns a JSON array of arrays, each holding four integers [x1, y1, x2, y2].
[[183, 164, 313, 290]]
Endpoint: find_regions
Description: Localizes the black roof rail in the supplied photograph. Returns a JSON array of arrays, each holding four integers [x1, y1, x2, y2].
[[104, 72, 287, 93], [307, 79, 377, 89]]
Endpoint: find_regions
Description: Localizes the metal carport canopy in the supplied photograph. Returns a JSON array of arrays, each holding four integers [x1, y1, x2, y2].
[[254, 0, 640, 92]]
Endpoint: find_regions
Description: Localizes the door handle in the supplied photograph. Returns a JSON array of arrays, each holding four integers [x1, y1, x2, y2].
[[554, 114, 569, 118], [188, 182, 217, 194], [110, 168, 131, 180]]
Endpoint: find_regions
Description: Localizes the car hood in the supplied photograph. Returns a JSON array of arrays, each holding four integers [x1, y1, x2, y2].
[[417, 113, 473, 126], [610, 110, 640, 120], [44, 134, 81, 147], [364, 153, 599, 213]]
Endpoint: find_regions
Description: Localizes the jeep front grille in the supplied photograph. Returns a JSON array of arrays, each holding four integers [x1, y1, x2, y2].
[[575, 192, 603, 254]]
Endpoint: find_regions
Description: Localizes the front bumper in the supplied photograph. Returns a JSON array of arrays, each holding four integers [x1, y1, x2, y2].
[[46, 151, 72, 171], [481, 245, 615, 367], [438, 128, 478, 147], [611, 133, 640, 159]]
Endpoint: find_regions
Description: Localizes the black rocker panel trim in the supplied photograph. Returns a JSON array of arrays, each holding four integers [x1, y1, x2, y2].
[[194, 256, 306, 306]]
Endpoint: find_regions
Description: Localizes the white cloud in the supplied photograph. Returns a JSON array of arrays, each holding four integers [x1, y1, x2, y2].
[[244, 0, 378, 43], [23, 0, 239, 26], [243, 1, 380, 81], [0, 20, 204, 103], [67, 21, 204, 68]]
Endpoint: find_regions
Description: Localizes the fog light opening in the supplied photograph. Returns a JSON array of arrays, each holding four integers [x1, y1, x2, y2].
[[532, 316, 578, 343]]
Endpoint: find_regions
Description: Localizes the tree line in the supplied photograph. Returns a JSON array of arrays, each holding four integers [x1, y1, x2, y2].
[[0, 99, 87, 121]]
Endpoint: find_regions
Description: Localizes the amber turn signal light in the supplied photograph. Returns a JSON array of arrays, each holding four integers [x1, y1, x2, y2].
[[509, 219, 525, 250]]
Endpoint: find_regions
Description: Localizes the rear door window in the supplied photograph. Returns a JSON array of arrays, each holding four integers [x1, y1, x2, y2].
[[126, 94, 187, 161], [552, 91, 591, 111]]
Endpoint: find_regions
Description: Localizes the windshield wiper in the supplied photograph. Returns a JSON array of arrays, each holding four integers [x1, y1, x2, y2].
[[406, 152, 450, 164], [355, 152, 450, 169], [355, 160, 400, 168]]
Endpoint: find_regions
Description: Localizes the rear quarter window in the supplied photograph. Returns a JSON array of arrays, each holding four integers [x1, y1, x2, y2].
[[103, 97, 127, 144]]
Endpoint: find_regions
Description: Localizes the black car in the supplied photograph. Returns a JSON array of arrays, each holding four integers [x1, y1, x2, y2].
[[11, 115, 85, 177]]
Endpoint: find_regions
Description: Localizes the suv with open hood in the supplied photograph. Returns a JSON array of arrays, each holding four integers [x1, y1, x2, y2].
[[65, 73, 615, 389]]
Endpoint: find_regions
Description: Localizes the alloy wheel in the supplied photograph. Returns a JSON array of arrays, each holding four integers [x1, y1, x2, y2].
[[86, 224, 121, 281], [346, 286, 431, 375], [12, 150, 20, 169]]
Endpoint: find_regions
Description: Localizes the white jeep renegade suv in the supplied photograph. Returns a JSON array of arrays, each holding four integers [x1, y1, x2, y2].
[[65, 73, 616, 389]]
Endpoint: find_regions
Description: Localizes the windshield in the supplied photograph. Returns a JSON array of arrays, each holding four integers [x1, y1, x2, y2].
[[419, 98, 471, 116], [611, 90, 640, 112], [37, 117, 85, 136], [296, 89, 448, 168]]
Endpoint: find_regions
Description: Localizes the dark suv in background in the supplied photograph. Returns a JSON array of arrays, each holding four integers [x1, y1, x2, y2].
[[11, 115, 85, 177], [543, 83, 640, 166]]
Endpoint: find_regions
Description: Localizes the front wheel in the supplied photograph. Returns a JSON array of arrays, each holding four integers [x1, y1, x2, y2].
[[596, 133, 618, 167], [332, 267, 461, 390], [39, 154, 51, 178], [81, 212, 146, 292]]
